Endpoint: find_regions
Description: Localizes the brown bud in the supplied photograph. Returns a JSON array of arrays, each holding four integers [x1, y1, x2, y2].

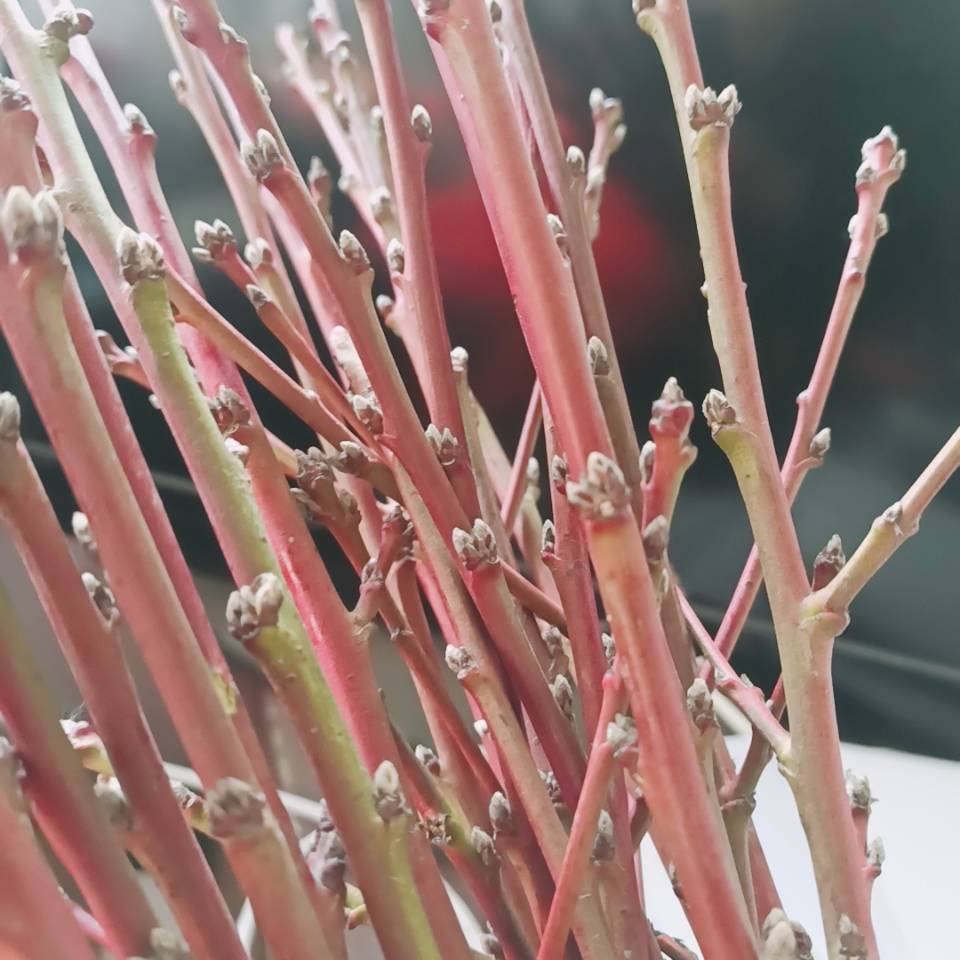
[[117, 228, 165, 285], [684, 83, 741, 131], [565, 145, 586, 178], [566, 452, 630, 521], [471, 826, 498, 866], [639, 440, 656, 486], [386, 237, 406, 275], [351, 393, 383, 435], [686, 678, 716, 732], [193, 218, 235, 263], [606, 713, 636, 757], [702, 388, 737, 433], [489, 791, 513, 834], [44, 7, 94, 43], [225, 573, 284, 643], [240, 129, 284, 182], [452, 519, 498, 570], [587, 335, 610, 376], [540, 518, 557, 557], [414, 744, 440, 776], [425, 423, 459, 466], [207, 386, 250, 438], [82, 572, 119, 628], [551, 674, 575, 723], [444, 644, 476, 680], [207, 778, 267, 839], [591, 809, 615, 863], [411, 103, 432, 143], [339, 230, 371, 274], [811, 534, 845, 591], [844, 771, 875, 811], [808, 427, 831, 460], [0, 393, 21, 443], [372, 760, 406, 819], [1, 187, 63, 261], [642, 515, 670, 563], [0, 78, 31, 113], [549, 453, 569, 491]]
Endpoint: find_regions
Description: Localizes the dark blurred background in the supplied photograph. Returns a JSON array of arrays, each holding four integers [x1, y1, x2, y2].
[[4, 0, 960, 759]]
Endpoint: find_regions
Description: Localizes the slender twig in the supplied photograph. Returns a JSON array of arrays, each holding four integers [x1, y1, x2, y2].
[[0, 744, 100, 960], [0, 434, 240, 958], [636, 2, 881, 953], [536, 673, 626, 959], [500, 382, 543, 534], [713, 127, 904, 660], [0, 581, 158, 958], [423, 4, 756, 956]]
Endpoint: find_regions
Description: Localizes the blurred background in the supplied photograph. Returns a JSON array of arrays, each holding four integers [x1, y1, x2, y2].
[[2, 0, 959, 808]]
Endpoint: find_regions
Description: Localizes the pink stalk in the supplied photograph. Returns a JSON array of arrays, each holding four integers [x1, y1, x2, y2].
[[163, 269, 361, 448], [0, 33, 425, 955], [0, 434, 247, 960], [0, 579, 158, 958], [535, 673, 626, 959], [0, 25, 318, 912], [170, 2, 584, 813], [0, 758, 99, 960], [394, 736, 535, 960], [499, 382, 543, 534], [635, 2, 889, 953], [679, 595, 789, 758], [419, 2, 755, 955], [0, 161, 327, 960], [713, 128, 903, 659], [39, 0, 244, 399], [353, 0, 481, 517], [496, 0, 644, 516], [393, 464, 612, 955]]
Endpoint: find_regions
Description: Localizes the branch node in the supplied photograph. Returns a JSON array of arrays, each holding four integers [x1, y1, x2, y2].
[[240, 129, 284, 182], [425, 423, 459, 465]]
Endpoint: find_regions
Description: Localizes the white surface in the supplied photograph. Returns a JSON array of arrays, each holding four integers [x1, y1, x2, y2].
[[172, 740, 959, 957], [640, 736, 959, 955]]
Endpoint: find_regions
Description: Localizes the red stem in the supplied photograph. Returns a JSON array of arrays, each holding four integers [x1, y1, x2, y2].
[[0, 776, 99, 960], [0, 582, 158, 958], [0, 441, 247, 960], [536, 674, 625, 959], [500, 382, 542, 534]]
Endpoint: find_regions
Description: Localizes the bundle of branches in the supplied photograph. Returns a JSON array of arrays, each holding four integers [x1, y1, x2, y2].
[[0, 1, 940, 959]]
